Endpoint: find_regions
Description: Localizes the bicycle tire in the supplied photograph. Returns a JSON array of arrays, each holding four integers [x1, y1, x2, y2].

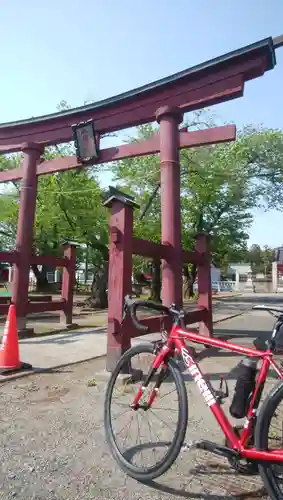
[[104, 342, 188, 481], [255, 380, 283, 500]]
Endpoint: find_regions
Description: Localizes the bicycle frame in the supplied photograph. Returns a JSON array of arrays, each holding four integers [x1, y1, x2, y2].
[[136, 322, 283, 464]]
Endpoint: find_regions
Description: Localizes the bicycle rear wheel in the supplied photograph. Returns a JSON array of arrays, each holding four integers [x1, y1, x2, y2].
[[255, 380, 283, 499], [104, 342, 188, 481]]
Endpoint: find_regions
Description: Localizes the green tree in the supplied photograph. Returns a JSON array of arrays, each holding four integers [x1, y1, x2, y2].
[[0, 148, 109, 305], [113, 124, 162, 299], [179, 142, 254, 288], [1, 108, 283, 306], [0, 96, 113, 307], [235, 126, 283, 210], [246, 244, 274, 276], [34, 168, 109, 296], [262, 246, 275, 276], [113, 118, 283, 297]]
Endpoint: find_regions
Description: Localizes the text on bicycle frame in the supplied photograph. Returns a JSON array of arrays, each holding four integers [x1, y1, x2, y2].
[[181, 347, 216, 407]]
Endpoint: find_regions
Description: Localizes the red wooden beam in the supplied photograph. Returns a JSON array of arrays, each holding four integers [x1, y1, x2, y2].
[[131, 239, 211, 265], [28, 295, 52, 302], [0, 304, 9, 314], [132, 238, 170, 259], [0, 77, 241, 153], [0, 37, 275, 152], [0, 125, 236, 182], [182, 249, 207, 265], [26, 300, 65, 313], [0, 297, 10, 304], [184, 307, 207, 326], [132, 240, 208, 265], [131, 314, 172, 337], [178, 75, 243, 114], [130, 307, 206, 337], [0, 167, 25, 183], [0, 251, 68, 268], [30, 255, 68, 267], [179, 124, 236, 148], [0, 251, 19, 263], [0, 300, 65, 315]]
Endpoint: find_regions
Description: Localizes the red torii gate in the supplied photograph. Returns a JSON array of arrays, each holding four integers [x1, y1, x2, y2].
[[0, 36, 279, 351]]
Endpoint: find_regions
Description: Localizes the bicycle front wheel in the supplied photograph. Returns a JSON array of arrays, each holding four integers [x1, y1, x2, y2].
[[255, 380, 283, 500], [104, 342, 188, 481]]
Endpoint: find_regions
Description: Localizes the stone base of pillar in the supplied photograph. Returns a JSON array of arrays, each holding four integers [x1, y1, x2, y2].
[[16, 316, 26, 331], [59, 312, 78, 330], [59, 310, 74, 327], [61, 323, 79, 330], [15, 316, 34, 339], [18, 328, 35, 339]]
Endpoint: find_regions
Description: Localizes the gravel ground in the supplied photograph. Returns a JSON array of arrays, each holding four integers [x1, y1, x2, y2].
[[0, 308, 281, 500], [0, 348, 275, 500]]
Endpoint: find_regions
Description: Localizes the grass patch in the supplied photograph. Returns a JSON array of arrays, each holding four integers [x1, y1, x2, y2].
[[87, 378, 97, 387]]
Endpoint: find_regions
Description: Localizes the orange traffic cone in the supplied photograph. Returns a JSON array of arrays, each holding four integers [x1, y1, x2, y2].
[[0, 305, 32, 375]]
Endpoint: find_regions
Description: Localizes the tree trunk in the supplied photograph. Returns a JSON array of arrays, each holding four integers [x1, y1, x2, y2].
[[183, 264, 197, 298], [31, 264, 51, 292], [149, 259, 161, 302], [86, 262, 108, 309]]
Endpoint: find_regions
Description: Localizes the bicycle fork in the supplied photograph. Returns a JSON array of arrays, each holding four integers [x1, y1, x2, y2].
[[130, 345, 172, 411]]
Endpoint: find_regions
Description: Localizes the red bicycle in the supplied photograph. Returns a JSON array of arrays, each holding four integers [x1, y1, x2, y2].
[[104, 296, 283, 499]]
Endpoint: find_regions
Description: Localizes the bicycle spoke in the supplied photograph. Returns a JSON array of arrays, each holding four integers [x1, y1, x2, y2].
[[150, 407, 178, 411], [105, 343, 187, 479], [157, 388, 177, 401], [110, 406, 132, 421], [135, 411, 144, 466], [120, 413, 135, 451], [146, 412, 157, 465], [149, 408, 177, 433], [116, 413, 135, 439]]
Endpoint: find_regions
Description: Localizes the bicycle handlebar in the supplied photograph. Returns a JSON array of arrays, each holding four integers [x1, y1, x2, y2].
[[124, 295, 170, 333], [252, 304, 283, 316]]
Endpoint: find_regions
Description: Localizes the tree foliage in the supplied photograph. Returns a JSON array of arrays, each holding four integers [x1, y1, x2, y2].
[[245, 244, 275, 275], [0, 146, 109, 302], [0, 107, 283, 304], [113, 115, 283, 295]]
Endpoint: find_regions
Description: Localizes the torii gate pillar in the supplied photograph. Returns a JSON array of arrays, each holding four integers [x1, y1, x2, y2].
[[12, 142, 43, 332], [156, 106, 183, 308]]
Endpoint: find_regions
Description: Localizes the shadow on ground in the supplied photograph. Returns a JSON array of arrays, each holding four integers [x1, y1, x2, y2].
[[216, 295, 283, 305], [19, 328, 106, 345]]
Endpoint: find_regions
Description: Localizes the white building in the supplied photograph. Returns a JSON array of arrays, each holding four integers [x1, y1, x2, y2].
[[227, 263, 252, 279]]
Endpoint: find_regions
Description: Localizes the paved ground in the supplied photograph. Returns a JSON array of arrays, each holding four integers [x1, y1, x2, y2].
[[3, 296, 250, 374], [0, 309, 281, 499], [12, 293, 281, 372], [0, 293, 242, 336]]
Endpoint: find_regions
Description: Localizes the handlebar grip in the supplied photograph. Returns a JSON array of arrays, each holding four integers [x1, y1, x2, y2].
[[124, 295, 170, 333], [124, 295, 149, 332], [134, 300, 170, 314], [130, 307, 150, 332]]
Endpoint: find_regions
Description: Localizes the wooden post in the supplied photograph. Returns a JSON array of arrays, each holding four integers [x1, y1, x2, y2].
[[12, 142, 43, 333], [196, 233, 213, 337], [61, 243, 76, 325], [272, 261, 278, 293], [104, 191, 138, 372], [156, 106, 183, 308]]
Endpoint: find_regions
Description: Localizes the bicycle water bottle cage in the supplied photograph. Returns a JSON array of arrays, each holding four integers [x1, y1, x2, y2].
[[214, 376, 229, 404]]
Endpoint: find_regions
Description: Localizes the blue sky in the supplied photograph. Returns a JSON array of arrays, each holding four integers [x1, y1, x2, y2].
[[1, 1, 283, 247]]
